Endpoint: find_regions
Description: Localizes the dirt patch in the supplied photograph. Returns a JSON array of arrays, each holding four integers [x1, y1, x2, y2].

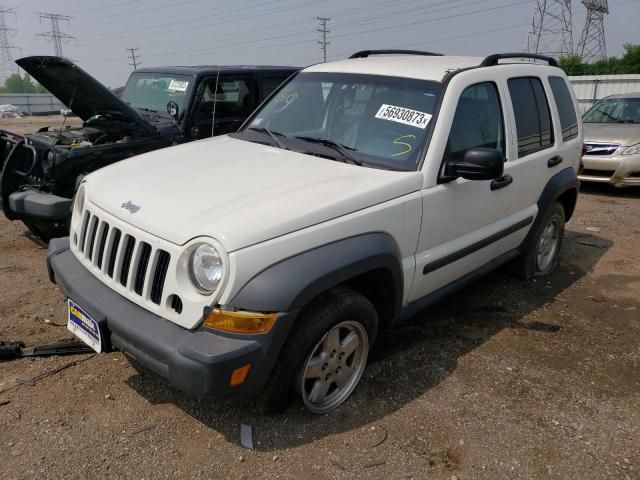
[[1, 183, 639, 479], [0, 116, 83, 135]]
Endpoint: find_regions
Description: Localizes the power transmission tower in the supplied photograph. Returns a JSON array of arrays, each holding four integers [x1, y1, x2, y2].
[[527, 0, 574, 58], [37, 12, 75, 57], [127, 48, 140, 70], [577, 0, 608, 63], [317, 17, 330, 63], [0, 6, 19, 84]]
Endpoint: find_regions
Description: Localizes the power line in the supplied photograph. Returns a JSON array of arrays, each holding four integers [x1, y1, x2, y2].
[[0, 5, 18, 84], [126, 47, 140, 69], [317, 16, 330, 63], [36, 12, 75, 57]]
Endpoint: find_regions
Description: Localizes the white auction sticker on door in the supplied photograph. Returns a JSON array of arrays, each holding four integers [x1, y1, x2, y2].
[[374, 104, 432, 129], [168, 79, 189, 92]]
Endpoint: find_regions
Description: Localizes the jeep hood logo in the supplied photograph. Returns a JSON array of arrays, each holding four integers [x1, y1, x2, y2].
[[121, 201, 141, 213]]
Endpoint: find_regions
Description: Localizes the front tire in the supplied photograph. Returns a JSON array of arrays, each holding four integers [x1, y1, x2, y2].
[[255, 286, 377, 414], [512, 202, 565, 279]]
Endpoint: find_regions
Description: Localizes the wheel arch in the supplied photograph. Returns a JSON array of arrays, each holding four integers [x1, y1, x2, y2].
[[228, 232, 404, 325]]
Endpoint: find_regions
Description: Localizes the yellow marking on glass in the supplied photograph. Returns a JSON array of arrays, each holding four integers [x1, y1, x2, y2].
[[391, 134, 416, 157]]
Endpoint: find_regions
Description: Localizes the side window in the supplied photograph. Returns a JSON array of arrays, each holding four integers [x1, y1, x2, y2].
[[508, 77, 554, 157], [261, 77, 288, 100], [548, 76, 579, 141], [195, 78, 255, 122], [445, 82, 505, 163]]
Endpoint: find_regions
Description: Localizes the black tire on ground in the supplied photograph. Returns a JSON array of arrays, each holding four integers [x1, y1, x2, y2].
[[255, 286, 378, 414], [23, 218, 68, 243], [511, 201, 566, 279]]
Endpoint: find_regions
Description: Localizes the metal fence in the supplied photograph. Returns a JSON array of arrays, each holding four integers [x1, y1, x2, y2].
[[0, 93, 65, 115], [568, 75, 640, 113]]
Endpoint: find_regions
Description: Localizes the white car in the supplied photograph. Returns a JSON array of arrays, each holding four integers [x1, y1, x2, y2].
[[47, 50, 582, 414]]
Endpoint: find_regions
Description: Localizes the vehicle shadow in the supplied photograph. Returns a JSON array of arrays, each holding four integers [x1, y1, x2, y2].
[[579, 181, 640, 199], [124, 230, 611, 451]]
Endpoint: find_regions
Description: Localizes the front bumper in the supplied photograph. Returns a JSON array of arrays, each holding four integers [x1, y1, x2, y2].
[[47, 238, 295, 398], [579, 152, 640, 187], [6, 189, 71, 219]]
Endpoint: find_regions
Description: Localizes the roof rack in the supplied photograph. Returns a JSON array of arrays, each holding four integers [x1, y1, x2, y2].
[[481, 53, 558, 67], [349, 49, 443, 59]]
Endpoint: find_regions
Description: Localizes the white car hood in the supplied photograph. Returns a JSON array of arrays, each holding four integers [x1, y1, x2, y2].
[[86, 136, 423, 251]]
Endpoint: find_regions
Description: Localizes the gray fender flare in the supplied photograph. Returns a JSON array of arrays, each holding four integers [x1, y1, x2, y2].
[[228, 232, 404, 317]]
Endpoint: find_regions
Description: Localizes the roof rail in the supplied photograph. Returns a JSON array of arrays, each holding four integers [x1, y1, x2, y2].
[[481, 53, 558, 67], [349, 49, 443, 59]]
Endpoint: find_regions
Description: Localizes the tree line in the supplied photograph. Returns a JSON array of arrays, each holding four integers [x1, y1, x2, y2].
[[559, 44, 640, 76], [0, 73, 47, 94]]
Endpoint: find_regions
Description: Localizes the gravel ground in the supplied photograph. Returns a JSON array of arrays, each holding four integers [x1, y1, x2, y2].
[[0, 118, 639, 480]]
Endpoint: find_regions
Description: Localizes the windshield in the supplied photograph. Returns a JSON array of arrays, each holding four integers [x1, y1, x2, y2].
[[121, 72, 193, 114], [237, 72, 442, 170], [583, 97, 640, 124]]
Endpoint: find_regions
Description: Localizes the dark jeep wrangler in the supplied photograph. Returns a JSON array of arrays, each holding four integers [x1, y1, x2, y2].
[[0, 56, 297, 239]]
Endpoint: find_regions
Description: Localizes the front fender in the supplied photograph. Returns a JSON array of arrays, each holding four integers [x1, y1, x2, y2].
[[228, 232, 404, 317]]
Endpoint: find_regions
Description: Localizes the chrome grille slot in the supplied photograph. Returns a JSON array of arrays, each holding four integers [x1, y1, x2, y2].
[[85, 215, 99, 259], [107, 229, 122, 278], [95, 222, 110, 268], [150, 250, 171, 305], [119, 235, 136, 287], [134, 242, 152, 296]]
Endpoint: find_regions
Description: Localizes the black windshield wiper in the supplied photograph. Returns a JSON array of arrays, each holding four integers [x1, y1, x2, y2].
[[248, 127, 289, 150], [293, 136, 362, 166]]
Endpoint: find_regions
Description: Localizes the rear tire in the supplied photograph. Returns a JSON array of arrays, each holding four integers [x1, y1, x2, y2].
[[512, 202, 565, 279], [255, 286, 378, 414]]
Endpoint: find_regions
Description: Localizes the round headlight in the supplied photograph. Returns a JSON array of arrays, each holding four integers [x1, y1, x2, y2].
[[189, 244, 223, 293], [74, 184, 85, 215]]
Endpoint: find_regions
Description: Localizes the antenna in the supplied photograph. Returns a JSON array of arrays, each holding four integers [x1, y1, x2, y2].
[[527, 0, 574, 58], [37, 12, 75, 57], [0, 6, 19, 85], [577, 0, 608, 62], [317, 16, 330, 63], [126, 47, 140, 70]]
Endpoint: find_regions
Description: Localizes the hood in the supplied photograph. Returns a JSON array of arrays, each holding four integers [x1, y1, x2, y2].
[[17, 56, 155, 134], [86, 136, 423, 251], [583, 123, 640, 147]]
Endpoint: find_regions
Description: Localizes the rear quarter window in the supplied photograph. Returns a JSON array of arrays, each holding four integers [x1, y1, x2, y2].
[[508, 77, 554, 157], [548, 76, 579, 141]]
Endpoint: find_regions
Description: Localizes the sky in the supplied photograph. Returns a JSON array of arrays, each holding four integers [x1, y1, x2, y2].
[[6, 0, 640, 88]]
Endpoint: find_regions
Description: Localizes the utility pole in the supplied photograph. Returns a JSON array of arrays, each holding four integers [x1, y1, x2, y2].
[[127, 48, 140, 70], [317, 16, 330, 63], [527, 0, 574, 58], [0, 6, 18, 85], [577, 0, 609, 62], [37, 12, 75, 57]]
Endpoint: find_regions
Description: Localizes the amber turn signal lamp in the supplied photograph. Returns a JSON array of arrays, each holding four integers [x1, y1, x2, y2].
[[230, 364, 251, 387], [204, 309, 278, 334]]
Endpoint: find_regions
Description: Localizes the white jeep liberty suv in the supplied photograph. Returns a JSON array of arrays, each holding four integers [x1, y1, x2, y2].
[[48, 50, 582, 414]]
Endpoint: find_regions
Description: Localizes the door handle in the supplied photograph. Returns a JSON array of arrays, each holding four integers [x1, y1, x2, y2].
[[548, 155, 563, 168], [491, 174, 513, 191]]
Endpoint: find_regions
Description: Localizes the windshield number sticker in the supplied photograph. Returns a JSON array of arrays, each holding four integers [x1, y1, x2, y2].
[[375, 104, 432, 129], [168, 80, 189, 92]]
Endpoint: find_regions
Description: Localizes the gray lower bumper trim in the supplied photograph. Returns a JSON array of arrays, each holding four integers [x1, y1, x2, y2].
[[9, 190, 71, 219]]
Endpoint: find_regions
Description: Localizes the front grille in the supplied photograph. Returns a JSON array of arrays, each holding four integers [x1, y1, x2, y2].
[[584, 142, 620, 157], [73, 209, 171, 305], [581, 169, 615, 178]]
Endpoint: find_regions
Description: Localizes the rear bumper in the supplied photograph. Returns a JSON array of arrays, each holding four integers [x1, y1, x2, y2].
[[47, 238, 294, 398], [580, 153, 640, 187]]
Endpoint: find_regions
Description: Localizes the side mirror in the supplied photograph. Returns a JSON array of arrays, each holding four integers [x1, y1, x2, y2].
[[444, 147, 504, 181]]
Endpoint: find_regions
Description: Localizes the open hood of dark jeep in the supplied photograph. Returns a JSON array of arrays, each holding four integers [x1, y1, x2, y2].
[[16, 56, 156, 134]]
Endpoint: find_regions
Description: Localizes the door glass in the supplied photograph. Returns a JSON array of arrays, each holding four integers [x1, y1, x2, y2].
[[261, 77, 288, 99], [195, 78, 255, 124], [548, 76, 578, 141], [508, 77, 554, 157], [445, 82, 505, 163]]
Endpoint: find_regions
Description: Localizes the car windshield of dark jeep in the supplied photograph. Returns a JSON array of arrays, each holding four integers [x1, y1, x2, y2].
[[236, 72, 442, 170], [121, 73, 193, 115], [583, 97, 640, 124]]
